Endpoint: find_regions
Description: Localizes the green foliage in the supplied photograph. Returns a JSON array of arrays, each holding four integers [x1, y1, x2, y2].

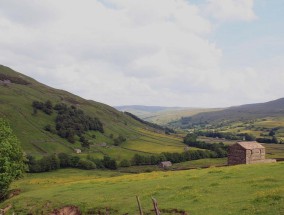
[[119, 159, 131, 167], [256, 137, 279, 144], [0, 118, 26, 199], [195, 130, 255, 141], [27, 153, 117, 172], [130, 149, 217, 166], [78, 159, 96, 170], [102, 156, 117, 170], [32, 100, 53, 115], [27, 154, 60, 172], [33, 101, 104, 144], [113, 135, 126, 146], [183, 133, 197, 144], [183, 133, 228, 157], [80, 136, 90, 148]]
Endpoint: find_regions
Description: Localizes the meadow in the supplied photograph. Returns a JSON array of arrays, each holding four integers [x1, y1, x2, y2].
[[1, 162, 283, 215]]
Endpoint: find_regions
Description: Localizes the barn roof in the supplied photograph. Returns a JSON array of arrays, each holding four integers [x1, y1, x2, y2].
[[236, 141, 265, 150]]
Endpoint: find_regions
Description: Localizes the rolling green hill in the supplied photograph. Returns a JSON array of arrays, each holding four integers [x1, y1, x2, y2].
[[115, 105, 221, 125], [172, 98, 284, 128], [0, 65, 186, 161]]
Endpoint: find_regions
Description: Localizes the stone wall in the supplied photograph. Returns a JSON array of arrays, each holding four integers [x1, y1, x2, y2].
[[228, 144, 246, 165], [246, 148, 265, 164]]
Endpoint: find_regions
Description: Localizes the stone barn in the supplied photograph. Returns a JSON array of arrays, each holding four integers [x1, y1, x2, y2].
[[228, 141, 276, 165], [159, 161, 172, 168], [74, 148, 82, 154]]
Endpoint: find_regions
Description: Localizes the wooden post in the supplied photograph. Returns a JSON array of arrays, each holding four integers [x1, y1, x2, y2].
[[136, 196, 144, 215], [151, 197, 160, 215], [106, 207, 110, 215]]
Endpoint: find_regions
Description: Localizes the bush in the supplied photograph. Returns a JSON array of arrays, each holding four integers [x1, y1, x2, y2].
[[113, 135, 126, 146], [120, 159, 131, 167], [0, 119, 26, 200], [102, 156, 117, 170], [78, 159, 96, 170]]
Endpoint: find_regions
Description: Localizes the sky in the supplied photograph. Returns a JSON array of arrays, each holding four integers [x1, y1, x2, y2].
[[0, 0, 283, 108]]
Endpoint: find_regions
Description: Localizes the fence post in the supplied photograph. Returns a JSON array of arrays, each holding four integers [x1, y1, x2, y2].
[[136, 196, 144, 215], [106, 207, 110, 215], [151, 197, 160, 215]]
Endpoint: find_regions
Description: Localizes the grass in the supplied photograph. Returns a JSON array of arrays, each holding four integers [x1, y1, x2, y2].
[[264, 144, 284, 159], [0, 65, 186, 161], [118, 158, 227, 174], [1, 162, 283, 215], [208, 117, 284, 141], [142, 108, 222, 125]]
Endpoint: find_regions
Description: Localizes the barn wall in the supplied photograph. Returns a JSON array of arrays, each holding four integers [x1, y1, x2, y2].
[[247, 148, 265, 164], [228, 144, 246, 165]]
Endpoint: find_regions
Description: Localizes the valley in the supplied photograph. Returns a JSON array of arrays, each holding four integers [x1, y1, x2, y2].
[[1, 65, 284, 214]]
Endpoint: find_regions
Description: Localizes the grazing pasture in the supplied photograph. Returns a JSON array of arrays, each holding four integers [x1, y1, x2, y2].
[[1, 162, 283, 215]]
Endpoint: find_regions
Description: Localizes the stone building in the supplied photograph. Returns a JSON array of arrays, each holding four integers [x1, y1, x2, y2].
[[74, 148, 82, 154], [159, 161, 172, 168], [228, 141, 276, 165]]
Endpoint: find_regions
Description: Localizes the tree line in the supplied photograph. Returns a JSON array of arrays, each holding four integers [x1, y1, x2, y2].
[[130, 150, 219, 166], [26, 153, 118, 173], [195, 130, 255, 141], [183, 133, 228, 157], [196, 130, 283, 144]]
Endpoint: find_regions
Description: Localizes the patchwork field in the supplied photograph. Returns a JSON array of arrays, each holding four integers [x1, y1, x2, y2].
[[1, 162, 283, 215]]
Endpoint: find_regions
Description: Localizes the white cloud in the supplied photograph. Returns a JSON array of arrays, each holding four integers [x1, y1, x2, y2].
[[205, 0, 257, 22], [0, 0, 282, 107]]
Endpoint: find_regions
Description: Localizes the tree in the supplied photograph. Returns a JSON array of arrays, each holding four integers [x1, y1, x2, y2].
[[102, 156, 117, 170], [0, 118, 26, 199], [120, 159, 131, 167], [183, 133, 197, 144]]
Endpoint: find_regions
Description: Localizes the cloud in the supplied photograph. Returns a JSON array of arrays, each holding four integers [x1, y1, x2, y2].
[[205, 0, 257, 22], [0, 0, 281, 107], [0, 0, 56, 26]]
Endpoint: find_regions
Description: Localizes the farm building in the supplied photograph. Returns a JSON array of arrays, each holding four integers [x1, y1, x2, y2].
[[74, 148, 82, 154], [159, 161, 172, 168], [228, 141, 276, 165]]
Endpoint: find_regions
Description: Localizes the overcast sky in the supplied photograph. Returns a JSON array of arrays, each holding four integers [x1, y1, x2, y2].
[[0, 0, 283, 107]]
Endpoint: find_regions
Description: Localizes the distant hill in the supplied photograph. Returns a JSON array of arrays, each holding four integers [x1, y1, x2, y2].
[[174, 98, 284, 127], [0, 65, 185, 160], [115, 105, 183, 113], [115, 105, 220, 125]]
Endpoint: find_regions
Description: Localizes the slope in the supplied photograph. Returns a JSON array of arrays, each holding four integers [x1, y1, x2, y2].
[[0, 65, 185, 160], [115, 105, 221, 125], [173, 98, 284, 127]]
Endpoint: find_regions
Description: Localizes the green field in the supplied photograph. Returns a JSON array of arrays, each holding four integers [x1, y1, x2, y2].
[[206, 117, 284, 142], [139, 108, 221, 125], [1, 162, 283, 215], [118, 158, 227, 173]]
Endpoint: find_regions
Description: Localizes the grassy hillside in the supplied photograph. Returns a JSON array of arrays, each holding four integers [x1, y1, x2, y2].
[[174, 98, 284, 128], [115, 105, 221, 125], [1, 162, 283, 214], [0, 65, 186, 160]]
